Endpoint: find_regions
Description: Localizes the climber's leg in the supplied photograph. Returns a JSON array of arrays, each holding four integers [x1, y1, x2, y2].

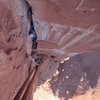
[[32, 32, 37, 40], [32, 40, 38, 49]]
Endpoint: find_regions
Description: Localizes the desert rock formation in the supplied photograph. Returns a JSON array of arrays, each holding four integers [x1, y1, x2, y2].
[[0, 0, 100, 100], [0, 1, 31, 100]]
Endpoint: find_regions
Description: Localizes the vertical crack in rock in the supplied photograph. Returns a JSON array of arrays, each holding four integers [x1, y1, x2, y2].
[[0, 1, 32, 100], [0, 0, 100, 100]]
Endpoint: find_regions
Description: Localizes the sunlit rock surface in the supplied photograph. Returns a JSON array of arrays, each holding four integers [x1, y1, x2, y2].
[[34, 52, 100, 100], [31, 0, 100, 58], [0, 0, 100, 100]]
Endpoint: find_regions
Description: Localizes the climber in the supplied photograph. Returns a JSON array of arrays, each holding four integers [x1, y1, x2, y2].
[[26, 0, 38, 49], [29, 24, 37, 40], [29, 21, 37, 49], [29, 24, 38, 50]]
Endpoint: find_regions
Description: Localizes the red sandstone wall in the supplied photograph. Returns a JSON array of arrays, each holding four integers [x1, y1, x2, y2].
[[31, 0, 100, 58], [0, 1, 31, 100], [0, 0, 100, 100]]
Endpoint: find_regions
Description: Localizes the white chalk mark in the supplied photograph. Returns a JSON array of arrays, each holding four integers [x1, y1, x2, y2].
[[76, 0, 84, 10]]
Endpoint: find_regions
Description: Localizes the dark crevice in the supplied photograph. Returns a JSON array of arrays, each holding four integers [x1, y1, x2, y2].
[[5, 47, 18, 55], [13, 64, 21, 70], [19, 44, 24, 51], [14, 64, 36, 100], [9, 56, 13, 61], [25, 53, 28, 58], [7, 34, 16, 42]]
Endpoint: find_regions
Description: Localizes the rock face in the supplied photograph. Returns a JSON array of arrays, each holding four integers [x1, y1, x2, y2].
[[0, 0, 100, 100], [31, 0, 100, 58], [0, 1, 31, 100], [34, 51, 100, 100]]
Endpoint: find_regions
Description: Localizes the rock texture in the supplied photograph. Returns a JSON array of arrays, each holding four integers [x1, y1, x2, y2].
[[0, 0, 100, 100], [31, 0, 100, 59], [34, 51, 100, 100], [0, 1, 32, 100]]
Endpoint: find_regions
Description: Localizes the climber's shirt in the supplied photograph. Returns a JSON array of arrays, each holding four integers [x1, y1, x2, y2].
[[29, 25, 34, 34]]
